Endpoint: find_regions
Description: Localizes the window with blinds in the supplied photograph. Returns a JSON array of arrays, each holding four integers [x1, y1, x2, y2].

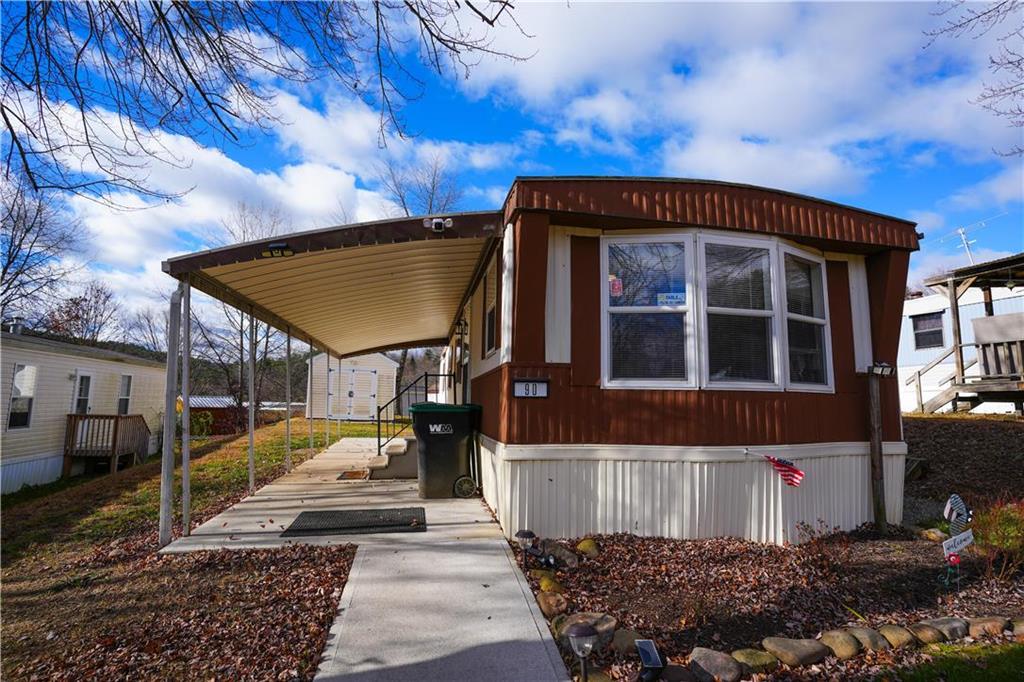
[[484, 256, 498, 354], [784, 253, 828, 385], [911, 312, 944, 350], [7, 363, 37, 429], [704, 242, 775, 383]]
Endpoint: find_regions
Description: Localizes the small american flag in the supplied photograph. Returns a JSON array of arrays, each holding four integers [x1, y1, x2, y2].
[[760, 453, 805, 487]]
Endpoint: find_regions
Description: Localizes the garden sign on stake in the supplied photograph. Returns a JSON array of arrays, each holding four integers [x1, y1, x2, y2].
[[939, 493, 973, 591]]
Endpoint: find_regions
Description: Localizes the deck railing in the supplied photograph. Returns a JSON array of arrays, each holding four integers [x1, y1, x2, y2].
[[63, 414, 152, 474]]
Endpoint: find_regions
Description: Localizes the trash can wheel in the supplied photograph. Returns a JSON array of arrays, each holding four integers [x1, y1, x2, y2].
[[453, 475, 476, 499]]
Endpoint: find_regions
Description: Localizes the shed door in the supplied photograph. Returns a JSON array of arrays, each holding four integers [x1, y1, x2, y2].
[[334, 368, 378, 420]]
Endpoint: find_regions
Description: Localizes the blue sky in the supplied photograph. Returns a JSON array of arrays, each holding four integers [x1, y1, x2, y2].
[[67, 2, 1023, 310]]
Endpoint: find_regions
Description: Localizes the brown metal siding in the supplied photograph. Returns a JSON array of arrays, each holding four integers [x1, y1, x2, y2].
[[471, 257, 903, 446], [510, 213, 549, 363], [505, 179, 919, 251]]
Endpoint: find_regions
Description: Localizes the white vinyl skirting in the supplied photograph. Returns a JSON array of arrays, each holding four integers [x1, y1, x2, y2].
[[479, 437, 906, 545], [1, 452, 63, 494]]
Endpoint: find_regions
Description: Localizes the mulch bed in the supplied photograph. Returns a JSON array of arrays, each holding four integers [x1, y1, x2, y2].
[[522, 529, 1023, 680], [904, 416, 1024, 503], [4, 543, 356, 681]]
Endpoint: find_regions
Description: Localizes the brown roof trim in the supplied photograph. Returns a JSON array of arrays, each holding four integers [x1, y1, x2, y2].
[[162, 210, 502, 276], [503, 177, 919, 251]]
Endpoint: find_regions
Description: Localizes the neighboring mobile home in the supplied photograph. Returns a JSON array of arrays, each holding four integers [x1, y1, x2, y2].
[[161, 176, 919, 545], [306, 352, 398, 421], [899, 283, 1023, 413], [1, 327, 165, 493]]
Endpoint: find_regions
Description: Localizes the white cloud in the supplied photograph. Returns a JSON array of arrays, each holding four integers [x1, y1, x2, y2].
[[908, 210, 946, 236], [949, 163, 1024, 209]]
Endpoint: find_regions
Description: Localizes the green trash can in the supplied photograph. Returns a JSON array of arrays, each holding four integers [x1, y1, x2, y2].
[[409, 403, 481, 499]]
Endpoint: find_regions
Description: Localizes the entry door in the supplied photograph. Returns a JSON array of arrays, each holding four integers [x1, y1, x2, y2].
[[72, 373, 93, 414], [344, 368, 378, 421]]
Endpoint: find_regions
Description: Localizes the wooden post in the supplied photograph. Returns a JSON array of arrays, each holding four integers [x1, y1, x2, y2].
[[914, 371, 924, 413], [248, 310, 256, 493], [868, 371, 887, 534], [285, 329, 292, 472], [948, 276, 964, 383], [158, 284, 183, 548], [181, 281, 192, 535], [982, 286, 994, 317], [110, 416, 121, 474]]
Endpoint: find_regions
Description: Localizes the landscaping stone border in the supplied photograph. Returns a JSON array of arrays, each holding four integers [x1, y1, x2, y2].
[[524, 536, 1023, 681]]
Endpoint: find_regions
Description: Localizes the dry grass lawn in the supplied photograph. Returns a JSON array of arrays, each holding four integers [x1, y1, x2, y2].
[[1, 418, 373, 680]]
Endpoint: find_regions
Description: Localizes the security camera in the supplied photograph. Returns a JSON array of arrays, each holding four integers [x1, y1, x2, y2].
[[423, 217, 454, 233]]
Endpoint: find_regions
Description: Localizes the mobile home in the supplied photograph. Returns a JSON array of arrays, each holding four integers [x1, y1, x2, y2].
[[1, 329, 165, 493], [161, 176, 919, 545]]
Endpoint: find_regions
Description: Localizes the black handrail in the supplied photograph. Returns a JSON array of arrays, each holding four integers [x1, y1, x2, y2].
[[377, 372, 455, 454]]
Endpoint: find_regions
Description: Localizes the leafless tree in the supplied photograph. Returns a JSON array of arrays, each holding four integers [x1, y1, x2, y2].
[[1, 1, 528, 204], [41, 279, 122, 343], [189, 202, 291, 427], [124, 305, 168, 353], [376, 152, 462, 389], [0, 172, 85, 318], [928, 1, 1024, 155]]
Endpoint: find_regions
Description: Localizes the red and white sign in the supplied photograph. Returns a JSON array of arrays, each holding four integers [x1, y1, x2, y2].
[[609, 276, 623, 297]]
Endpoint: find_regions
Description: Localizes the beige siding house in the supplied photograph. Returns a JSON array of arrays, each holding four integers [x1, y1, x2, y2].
[[306, 352, 397, 421], [1, 331, 165, 493]]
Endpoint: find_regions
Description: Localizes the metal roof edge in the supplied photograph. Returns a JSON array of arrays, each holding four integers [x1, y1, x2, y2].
[[509, 176, 918, 228], [0, 333, 166, 368]]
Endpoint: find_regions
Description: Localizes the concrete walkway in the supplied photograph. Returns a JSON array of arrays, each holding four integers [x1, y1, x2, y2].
[[164, 439, 567, 682]]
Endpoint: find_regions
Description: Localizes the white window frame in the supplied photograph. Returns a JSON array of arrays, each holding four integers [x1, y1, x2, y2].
[[598, 229, 836, 393], [779, 244, 835, 393], [7, 363, 38, 430], [698, 232, 784, 391], [600, 233, 698, 389], [483, 256, 498, 358], [117, 373, 133, 415]]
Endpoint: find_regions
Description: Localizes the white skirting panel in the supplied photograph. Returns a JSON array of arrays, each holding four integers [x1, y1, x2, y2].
[[1, 452, 63, 494], [478, 438, 906, 545]]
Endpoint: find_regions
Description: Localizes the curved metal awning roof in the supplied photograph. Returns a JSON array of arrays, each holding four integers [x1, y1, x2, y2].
[[163, 211, 501, 358]]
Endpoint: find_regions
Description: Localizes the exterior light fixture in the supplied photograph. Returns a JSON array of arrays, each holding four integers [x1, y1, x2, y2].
[[514, 529, 536, 568], [635, 639, 665, 682], [867, 362, 896, 377], [566, 623, 599, 682], [260, 241, 293, 258], [423, 217, 454, 233]]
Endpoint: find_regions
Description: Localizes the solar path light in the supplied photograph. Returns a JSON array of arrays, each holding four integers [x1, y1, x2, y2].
[[566, 623, 598, 682], [514, 529, 536, 569]]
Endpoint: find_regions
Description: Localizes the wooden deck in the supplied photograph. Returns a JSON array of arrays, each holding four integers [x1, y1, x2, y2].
[[62, 414, 151, 476]]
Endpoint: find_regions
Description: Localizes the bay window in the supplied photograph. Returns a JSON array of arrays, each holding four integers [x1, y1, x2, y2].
[[601, 231, 833, 392]]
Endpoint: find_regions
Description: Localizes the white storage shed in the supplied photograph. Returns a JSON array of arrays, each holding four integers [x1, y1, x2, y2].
[[306, 352, 398, 421]]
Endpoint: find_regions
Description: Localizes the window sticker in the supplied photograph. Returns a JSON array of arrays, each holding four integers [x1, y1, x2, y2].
[[609, 275, 623, 297], [657, 292, 686, 306]]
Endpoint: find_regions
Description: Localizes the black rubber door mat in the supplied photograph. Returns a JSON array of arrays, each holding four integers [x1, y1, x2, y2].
[[281, 508, 426, 537]]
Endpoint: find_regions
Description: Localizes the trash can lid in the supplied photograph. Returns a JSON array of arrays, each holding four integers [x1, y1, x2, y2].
[[409, 402, 480, 413]]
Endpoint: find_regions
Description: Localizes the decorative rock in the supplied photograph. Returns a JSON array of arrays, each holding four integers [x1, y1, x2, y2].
[[536, 592, 567, 619], [908, 623, 945, 644], [731, 648, 778, 673], [1013, 618, 1024, 636], [920, 617, 969, 641], [586, 671, 614, 682], [537, 538, 580, 568], [920, 527, 949, 542], [844, 627, 891, 652], [556, 612, 617, 649], [878, 624, 917, 648], [660, 665, 697, 682], [819, 629, 861, 660], [967, 617, 1010, 637], [576, 537, 599, 558], [538, 576, 565, 594], [762, 637, 830, 667], [689, 647, 743, 682], [529, 568, 555, 581], [610, 628, 642, 655]]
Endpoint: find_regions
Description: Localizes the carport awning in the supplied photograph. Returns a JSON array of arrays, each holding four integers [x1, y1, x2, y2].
[[163, 212, 501, 357]]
